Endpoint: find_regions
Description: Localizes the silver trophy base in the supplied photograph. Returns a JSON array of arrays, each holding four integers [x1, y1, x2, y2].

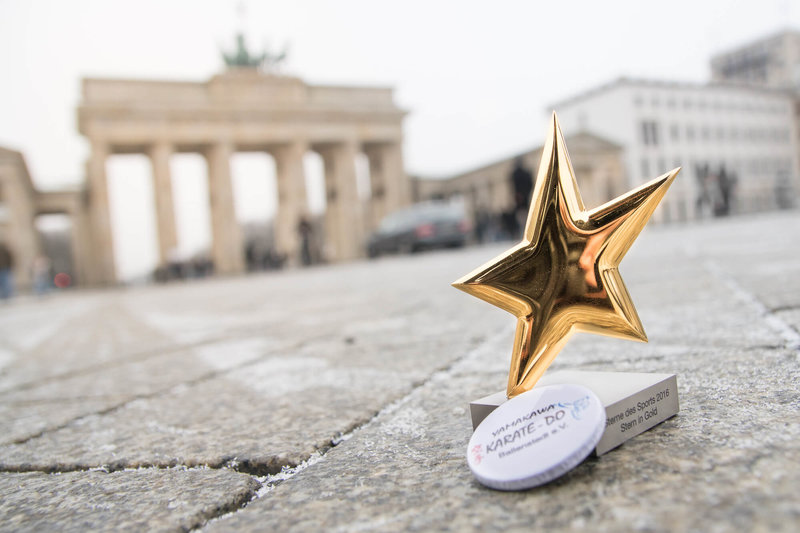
[[469, 371, 679, 456]]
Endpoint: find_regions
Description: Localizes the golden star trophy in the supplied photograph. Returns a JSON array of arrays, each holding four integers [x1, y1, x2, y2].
[[457, 113, 680, 456]]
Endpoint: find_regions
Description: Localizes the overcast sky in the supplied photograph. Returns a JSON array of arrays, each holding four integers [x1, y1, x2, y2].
[[1, 0, 798, 278]]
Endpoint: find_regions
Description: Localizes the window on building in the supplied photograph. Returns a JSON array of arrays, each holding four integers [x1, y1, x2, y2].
[[633, 94, 643, 107], [716, 127, 724, 140], [701, 127, 710, 141], [641, 120, 660, 145], [667, 98, 676, 109], [686, 126, 695, 141], [670, 124, 680, 142], [641, 159, 650, 178]]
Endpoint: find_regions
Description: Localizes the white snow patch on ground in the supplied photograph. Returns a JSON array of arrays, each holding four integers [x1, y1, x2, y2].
[[341, 317, 410, 336], [0, 298, 96, 351], [380, 406, 428, 440], [193, 338, 273, 371], [226, 356, 396, 397], [0, 347, 15, 372], [135, 311, 255, 344]]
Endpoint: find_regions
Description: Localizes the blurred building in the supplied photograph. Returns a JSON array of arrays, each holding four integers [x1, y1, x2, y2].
[[78, 69, 410, 284], [2, 33, 412, 289], [711, 30, 800, 91], [413, 132, 625, 238], [0, 146, 90, 290], [552, 78, 799, 220]]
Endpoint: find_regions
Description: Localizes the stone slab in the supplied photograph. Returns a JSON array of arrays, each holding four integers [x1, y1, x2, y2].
[[205, 339, 800, 532], [0, 248, 510, 475], [0, 212, 798, 531], [0, 336, 288, 445], [0, 468, 258, 533]]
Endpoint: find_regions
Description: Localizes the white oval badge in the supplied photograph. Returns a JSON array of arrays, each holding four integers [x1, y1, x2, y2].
[[467, 383, 604, 491]]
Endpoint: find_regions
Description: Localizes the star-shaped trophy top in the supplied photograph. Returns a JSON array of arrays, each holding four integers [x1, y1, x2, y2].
[[453, 113, 679, 399]]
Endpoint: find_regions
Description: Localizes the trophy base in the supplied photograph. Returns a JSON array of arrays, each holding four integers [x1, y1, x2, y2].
[[469, 371, 679, 456]]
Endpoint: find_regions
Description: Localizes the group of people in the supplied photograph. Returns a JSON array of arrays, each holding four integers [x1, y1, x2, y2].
[[0, 243, 57, 300], [472, 157, 534, 243]]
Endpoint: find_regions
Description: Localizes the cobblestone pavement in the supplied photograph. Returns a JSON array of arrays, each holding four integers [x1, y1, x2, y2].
[[1, 212, 798, 532]]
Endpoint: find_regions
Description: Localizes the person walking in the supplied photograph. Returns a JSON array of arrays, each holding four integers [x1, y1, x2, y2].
[[0, 242, 14, 300]]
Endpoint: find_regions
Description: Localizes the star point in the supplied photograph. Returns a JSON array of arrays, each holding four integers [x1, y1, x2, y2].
[[454, 113, 679, 398]]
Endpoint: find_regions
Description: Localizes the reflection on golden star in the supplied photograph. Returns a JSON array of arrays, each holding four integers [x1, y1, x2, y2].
[[453, 113, 680, 399]]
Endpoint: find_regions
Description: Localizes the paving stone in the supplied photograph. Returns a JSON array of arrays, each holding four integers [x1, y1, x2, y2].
[[0, 323, 504, 474], [0, 468, 259, 532], [0, 295, 177, 392], [0, 248, 510, 474], [776, 307, 800, 339], [682, 212, 800, 312], [1, 212, 798, 531], [0, 337, 278, 445], [206, 324, 800, 532]]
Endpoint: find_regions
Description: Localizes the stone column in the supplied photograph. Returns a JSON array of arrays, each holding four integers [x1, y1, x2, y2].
[[71, 202, 92, 287], [0, 162, 37, 292], [274, 141, 309, 266], [320, 141, 363, 261], [86, 140, 116, 285], [365, 142, 408, 230], [205, 141, 245, 275], [149, 142, 178, 265], [381, 142, 410, 212], [364, 145, 386, 230]]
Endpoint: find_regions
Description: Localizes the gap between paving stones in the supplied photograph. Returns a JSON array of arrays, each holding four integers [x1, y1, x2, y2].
[[1, 465, 264, 533], [702, 259, 800, 351], [2, 294, 437, 396], [0, 325, 513, 532], [3, 334, 323, 447], [0, 326, 287, 395], [199, 253, 800, 529], [194, 325, 516, 531], [0, 324, 507, 473]]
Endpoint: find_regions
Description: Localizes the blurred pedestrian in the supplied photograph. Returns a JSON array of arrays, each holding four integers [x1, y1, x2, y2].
[[0, 242, 13, 300], [31, 254, 52, 295], [509, 157, 533, 237], [298, 216, 313, 266]]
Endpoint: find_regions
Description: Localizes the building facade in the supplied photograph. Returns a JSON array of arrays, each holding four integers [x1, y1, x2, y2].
[[552, 78, 799, 221], [78, 69, 410, 285], [0, 147, 90, 290], [711, 30, 800, 91], [413, 132, 626, 237], [2, 69, 411, 290]]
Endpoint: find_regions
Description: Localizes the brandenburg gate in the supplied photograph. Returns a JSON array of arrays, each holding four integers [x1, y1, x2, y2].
[[78, 70, 410, 285]]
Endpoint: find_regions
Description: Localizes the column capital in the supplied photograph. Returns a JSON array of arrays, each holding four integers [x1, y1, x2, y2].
[[148, 140, 175, 154], [273, 140, 309, 159], [203, 140, 235, 159], [88, 138, 110, 157]]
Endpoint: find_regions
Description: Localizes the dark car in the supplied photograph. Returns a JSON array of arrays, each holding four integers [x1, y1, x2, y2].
[[367, 201, 471, 258]]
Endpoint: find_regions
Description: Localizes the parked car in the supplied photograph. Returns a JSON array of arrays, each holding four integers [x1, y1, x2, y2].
[[367, 201, 471, 258]]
